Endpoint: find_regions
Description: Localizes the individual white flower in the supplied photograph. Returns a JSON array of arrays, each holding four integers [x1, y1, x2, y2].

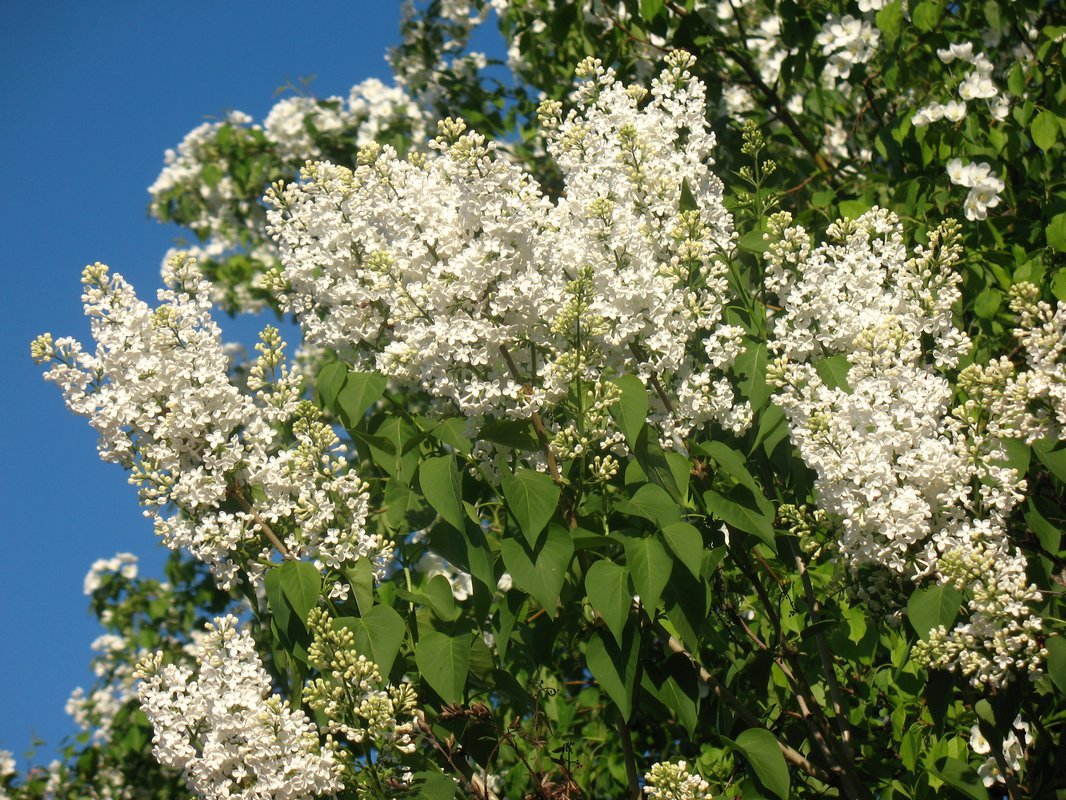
[[969, 723, 992, 754], [978, 757, 1003, 787]]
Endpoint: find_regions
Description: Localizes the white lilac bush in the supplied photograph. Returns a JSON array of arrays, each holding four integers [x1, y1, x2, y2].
[[16, 2, 1066, 800]]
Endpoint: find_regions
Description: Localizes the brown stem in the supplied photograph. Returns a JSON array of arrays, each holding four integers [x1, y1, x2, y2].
[[617, 715, 642, 800], [231, 482, 291, 559], [730, 543, 864, 800], [628, 342, 675, 415], [498, 344, 577, 527], [791, 542, 859, 768], [662, 629, 832, 785]]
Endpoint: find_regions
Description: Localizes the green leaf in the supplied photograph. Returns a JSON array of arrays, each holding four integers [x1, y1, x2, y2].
[[1047, 636, 1066, 694], [1047, 213, 1066, 253], [585, 627, 639, 719], [647, 673, 698, 736], [698, 441, 759, 491], [930, 758, 986, 800], [500, 523, 574, 614], [974, 287, 1002, 319], [610, 375, 649, 447], [912, 0, 942, 31], [500, 467, 560, 547], [278, 561, 321, 628], [907, 584, 963, 639], [410, 770, 458, 800], [615, 483, 682, 526], [662, 522, 704, 579], [1031, 110, 1060, 151], [334, 604, 405, 677], [875, 1, 904, 46], [423, 575, 461, 622], [632, 425, 685, 503], [585, 560, 631, 644], [640, 0, 664, 21], [415, 631, 470, 703], [622, 534, 673, 614], [342, 558, 374, 617], [335, 371, 387, 428], [704, 487, 776, 550], [419, 455, 465, 531], [1052, 268, 1066, 301], [316, 361, 347, 410], [734, 728, 790, 800], [735, 340, 771, 412], [814, 354, 852, 391], [1033, 437, 1066, 482], [1026, 500, 1061, 554], [839, 198, 873, 219], [679, 177, 698, 212]]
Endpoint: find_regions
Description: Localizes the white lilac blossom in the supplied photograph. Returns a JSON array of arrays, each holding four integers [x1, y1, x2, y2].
[[946, 158, 1004, 221], [980, 283, 1066, 443], [766, 209, 1043, 686], [269, 53, 748, 461], [32, 255, 388, 588], [304, 608, 418, 759], [135, 615, 345, 800], [149, 81, 427, 313], [643, 760, 714, 800], [83, 552, 138, 595], [912, 42, 1006, 129], [815, 14, 880, 87]]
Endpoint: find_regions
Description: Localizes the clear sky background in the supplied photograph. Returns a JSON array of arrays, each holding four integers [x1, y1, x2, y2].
[[0, 0, 457, 765]]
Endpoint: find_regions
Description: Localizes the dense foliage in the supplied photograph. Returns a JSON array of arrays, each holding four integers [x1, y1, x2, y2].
[[10, 2, 1066, 799]]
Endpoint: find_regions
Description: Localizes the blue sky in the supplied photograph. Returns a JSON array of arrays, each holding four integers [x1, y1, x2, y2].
[[0, 0, 456, 764]]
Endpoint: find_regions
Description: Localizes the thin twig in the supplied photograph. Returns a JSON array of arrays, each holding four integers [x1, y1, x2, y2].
[[231, 482, 291, 559], [662, 630, 833, 785]]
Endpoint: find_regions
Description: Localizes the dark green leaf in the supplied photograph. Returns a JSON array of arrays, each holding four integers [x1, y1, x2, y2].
[[423, 575, 462, 622], [931, 758, 986, 800], [907, 584, 963, 639], [610, 375, 649, 447], [419, 455, 465, 531], [500, 523, 574, 614], [1047, 636, 1066, 694], [316, 361, 347, 410], [1047, 214, 1066, 253], [415, 631, 470, 703], [335, 371, 387, 428], [679, 178, 698, 212], [500, 467, 560, 547], [662, 522, 704, 579], [279, 561, 321, 628], [875, 1, 904, 46], [585, 560, 631, 644], [585, 627, 639, 719], [622, 534, 673, 614], [974, 287, 1002, 319], [1033, 437, 1066, 482], [335, 604, 405, 677], [704, 487, 776, 550], [734, 728, 790, 800], [814, 354, 852, 391], [912, 1, 942, 31], [410, 770, 458, 800], [615, 482, 682, 526], [1031, 110, 1060, 151]]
